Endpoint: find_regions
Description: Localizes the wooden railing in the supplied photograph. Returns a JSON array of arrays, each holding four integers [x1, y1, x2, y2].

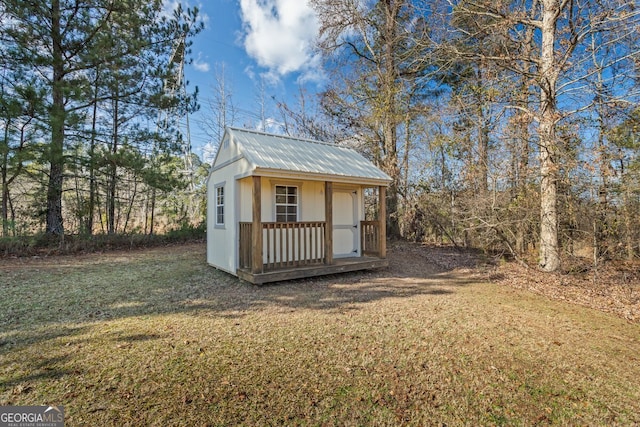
[[239, 222, 253, 270], [361, 221, 381, 256], [239, 222, 326, 272]]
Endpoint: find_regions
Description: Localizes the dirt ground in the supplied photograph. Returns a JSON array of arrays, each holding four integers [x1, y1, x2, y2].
[[384, 240, 640, 323], [489, 259, 639, 323]]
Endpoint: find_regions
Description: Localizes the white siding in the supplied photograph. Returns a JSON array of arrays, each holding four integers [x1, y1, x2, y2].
[[206, 163, 237, 275], [237, 178, 327, 223], [212, 133, 242, 166], [301, 181, 325, 221], [238, 177, 253, 223]]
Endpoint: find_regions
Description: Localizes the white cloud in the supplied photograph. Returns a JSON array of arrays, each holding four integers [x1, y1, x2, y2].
[[193, 53, 210, 72], [239, 0, 323, 82], [162, 1, 210, 29], [256, 117, 286, 134], [243, 65, 256, 81], [196, 5, 210, 28], [193, 59, 210, 72], [202, 141, 218, 164], [161, 0, 180, 17]]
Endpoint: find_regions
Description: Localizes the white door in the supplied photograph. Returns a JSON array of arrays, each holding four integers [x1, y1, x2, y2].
[[332, 190, 358, 258]]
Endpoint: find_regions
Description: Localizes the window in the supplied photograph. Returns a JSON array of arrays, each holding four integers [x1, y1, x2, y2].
[[215, 185, 224, 226], [275, 185, 298, 222]]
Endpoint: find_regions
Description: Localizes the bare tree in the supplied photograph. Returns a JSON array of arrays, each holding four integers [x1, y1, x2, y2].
[[203, 63, 237, 145], [443, 0, 640, 270], [312, 0, 433, 238]]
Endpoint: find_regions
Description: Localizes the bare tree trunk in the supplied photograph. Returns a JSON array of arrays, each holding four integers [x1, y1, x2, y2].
[[8, 194, 15, 236], [402, 114, 411, 201], [1, 124, 8, 236], [1, 176, 8, 237], [538, 0, 561, 271], [622, 165, 635, 260], [123, 175, 138, 233], [96, 192, 105, 234], [509, 14, 534, 198], [2, 114, 31, 236], [592, 36, 611, 262], [476, 68, 489, 196], [87, 69, 100, 235], [149, 187, 156, 236], [107, 92, 119, 234], [383, 122, 401, 238], [477, 116, 489, 195], [46, 0, 65, 236], [381, 0, 401, 238], [514, 76, 532, 254]]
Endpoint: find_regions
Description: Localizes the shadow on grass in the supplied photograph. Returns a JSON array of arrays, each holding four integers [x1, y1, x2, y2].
[[110, 333, 166, 343], [0, 242, 482, 357], [1, 355, 73, 389], [0, 325, 90, 355]]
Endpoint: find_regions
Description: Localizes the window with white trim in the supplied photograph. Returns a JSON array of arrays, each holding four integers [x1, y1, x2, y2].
[[275, 185, 298, 222], [215, 185, 224, 226]]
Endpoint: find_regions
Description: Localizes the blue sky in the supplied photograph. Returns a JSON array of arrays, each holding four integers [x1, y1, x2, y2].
[[171, 0, 325, 162]]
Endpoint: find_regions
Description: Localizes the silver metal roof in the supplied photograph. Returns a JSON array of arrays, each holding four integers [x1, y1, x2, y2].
[[227, 127, 392, 185]]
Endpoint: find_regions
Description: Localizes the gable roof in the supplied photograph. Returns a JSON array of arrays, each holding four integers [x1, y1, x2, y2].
[[220, 127, 392, 186]]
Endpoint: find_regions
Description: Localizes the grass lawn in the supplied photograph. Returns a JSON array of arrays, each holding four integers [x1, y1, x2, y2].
[[1, 243, 639, 425]]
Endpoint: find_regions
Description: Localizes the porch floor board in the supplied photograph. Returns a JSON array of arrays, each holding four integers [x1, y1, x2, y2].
[[237, 257, 388, 285]]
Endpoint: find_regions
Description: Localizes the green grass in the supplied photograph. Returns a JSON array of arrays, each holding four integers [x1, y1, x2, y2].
[[1, 243, 639, 425]]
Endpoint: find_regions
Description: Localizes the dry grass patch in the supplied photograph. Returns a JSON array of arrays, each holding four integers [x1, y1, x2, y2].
[[1, 243, 639, 425]]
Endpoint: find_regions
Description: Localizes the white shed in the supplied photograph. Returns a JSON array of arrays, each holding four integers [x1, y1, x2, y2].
[[206, 127, 392, 284]]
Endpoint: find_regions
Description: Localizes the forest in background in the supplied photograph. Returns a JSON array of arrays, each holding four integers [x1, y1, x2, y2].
[[1, 1, 205, 248], [1, 0, 639, 272]]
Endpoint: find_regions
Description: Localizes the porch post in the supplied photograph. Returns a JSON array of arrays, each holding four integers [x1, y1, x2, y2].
[[251, 176, 262, 274], [379, 185, 387, 258], [324, 181, 333, 265]]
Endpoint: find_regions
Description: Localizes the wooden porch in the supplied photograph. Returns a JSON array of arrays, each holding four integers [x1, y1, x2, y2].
[[237, 220, 387, 284], [237, 254, 388, 284], [236, 177, 387, 284]]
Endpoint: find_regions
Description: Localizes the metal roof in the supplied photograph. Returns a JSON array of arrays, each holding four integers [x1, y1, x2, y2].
[[227, 127, 392, 185]]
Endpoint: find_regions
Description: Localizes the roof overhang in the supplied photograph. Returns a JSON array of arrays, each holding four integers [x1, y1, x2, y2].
[[246, 167, 391, 187]]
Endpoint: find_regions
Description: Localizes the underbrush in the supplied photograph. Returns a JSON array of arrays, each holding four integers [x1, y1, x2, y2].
[[0, 222, 205, 257]]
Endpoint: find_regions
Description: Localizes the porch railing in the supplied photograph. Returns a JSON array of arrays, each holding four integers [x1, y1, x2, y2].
[[239, 222, 253, 270], [240, 220, 382, 273], [361, 220, 381, 256], [239, 222, 326, 272]]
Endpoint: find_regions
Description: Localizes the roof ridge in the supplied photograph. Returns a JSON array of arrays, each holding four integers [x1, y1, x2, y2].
[[227, 126, 345, 149]]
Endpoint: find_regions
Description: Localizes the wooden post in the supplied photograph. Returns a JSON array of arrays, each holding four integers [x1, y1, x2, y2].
[[251, 176, 262, 274], [324, 181, 333, 265], [379, 186, 386, 258]]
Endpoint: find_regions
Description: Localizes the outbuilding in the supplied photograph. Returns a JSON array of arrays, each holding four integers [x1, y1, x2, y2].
[[206, 127, 391, 284]]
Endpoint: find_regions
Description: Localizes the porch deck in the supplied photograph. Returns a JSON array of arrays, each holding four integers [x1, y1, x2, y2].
[[237, 256, 389, 285]]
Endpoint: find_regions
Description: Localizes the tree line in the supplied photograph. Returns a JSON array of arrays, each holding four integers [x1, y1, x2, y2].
[[2, 0, 639, 271], [282, 0, 638, 271], [1, 0, 204, 242]]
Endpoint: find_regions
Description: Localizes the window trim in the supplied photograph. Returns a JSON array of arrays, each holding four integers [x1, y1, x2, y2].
[[274, 184, 299, 223], [214, 183, 225, 228]]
